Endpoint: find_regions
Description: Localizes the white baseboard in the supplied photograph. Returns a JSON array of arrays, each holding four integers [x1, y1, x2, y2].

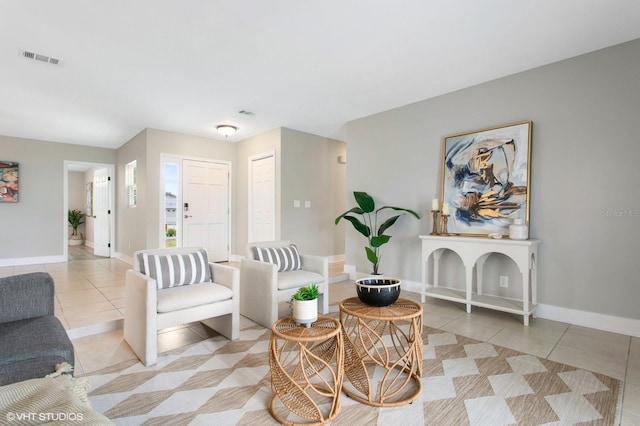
[[0, 255, 66, 267], [536, 303, 640, 338], [114, 252, 133, 265], [345, 264, 640, 338]]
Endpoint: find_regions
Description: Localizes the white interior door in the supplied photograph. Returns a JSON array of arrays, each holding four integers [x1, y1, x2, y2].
[[93, 167, 111, 257], [182, 159, 230, 262], [249, 153, 275, 242]]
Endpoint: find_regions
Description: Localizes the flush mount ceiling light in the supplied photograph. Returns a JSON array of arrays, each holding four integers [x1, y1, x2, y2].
[[217, 125, 237, 137]]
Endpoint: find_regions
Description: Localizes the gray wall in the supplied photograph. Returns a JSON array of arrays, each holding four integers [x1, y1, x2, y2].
[[346, 38, 640, 320], [0, 135, 115, 261], [115, 128, 237, 258], [0, 126, 345, 264], [281, 128, 346, 255], [232, 127, 346, 257], [116, 129, 148, 257]]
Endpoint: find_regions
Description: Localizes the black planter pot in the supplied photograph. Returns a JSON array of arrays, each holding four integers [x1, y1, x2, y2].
[[355, 277, 401, 307]]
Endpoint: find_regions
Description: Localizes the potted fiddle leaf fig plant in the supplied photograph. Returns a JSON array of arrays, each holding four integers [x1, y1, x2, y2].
[[290, 283, 319, 328], [68, 208, 87, 245], [335, 191, 420, 275]]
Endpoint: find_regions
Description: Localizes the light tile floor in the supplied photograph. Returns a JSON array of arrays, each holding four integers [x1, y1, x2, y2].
[[1, 246, 638, 423]]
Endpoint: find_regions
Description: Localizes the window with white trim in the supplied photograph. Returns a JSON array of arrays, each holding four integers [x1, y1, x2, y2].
[[126, 161, 137, 207]]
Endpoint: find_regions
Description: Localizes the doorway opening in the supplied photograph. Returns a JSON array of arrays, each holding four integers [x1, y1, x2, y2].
[[63, 161, 115, 261]]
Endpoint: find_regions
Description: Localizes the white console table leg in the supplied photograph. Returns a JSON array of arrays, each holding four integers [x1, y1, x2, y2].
[[531, 260, 537, 305], [433, 250, 442, 288], [521, 264, 530, 326], [465, 265, 473, 313]]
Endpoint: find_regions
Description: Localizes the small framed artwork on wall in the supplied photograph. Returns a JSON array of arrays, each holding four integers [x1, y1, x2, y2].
[[0, 161, 19, 203], [85, 182, 93, 216], [440, 121, 532, 237]]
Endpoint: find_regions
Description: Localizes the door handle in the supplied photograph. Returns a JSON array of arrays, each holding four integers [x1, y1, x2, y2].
[[184, 214, 192, 219]]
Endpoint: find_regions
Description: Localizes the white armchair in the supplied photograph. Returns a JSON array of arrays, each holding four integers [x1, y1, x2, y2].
[[124, 247, 239, 366], [240, 240, 329, 328]]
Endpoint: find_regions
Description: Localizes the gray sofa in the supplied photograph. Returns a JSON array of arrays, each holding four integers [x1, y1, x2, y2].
[[0, 272, 75, 386]]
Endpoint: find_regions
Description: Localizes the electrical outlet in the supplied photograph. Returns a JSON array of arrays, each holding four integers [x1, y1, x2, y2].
[[499, 276, 509, 288]]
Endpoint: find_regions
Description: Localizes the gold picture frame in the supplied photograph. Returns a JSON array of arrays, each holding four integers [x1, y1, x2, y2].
[[440, 121, 532, 237]]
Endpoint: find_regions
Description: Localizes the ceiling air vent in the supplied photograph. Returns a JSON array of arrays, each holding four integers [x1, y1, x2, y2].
[[22, 50, 61, 65]]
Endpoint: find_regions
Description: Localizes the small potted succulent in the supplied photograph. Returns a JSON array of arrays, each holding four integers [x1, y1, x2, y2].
[[290, 283, 319, 328]]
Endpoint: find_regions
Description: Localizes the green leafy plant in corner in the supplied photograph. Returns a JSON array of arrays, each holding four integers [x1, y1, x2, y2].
[[335, 191, 420, 275], [68, 209, 87, 237]]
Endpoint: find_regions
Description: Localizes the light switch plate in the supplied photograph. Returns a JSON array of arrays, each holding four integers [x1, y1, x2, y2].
[[294, 200, 300, 208], [304, 201, 311, 208]]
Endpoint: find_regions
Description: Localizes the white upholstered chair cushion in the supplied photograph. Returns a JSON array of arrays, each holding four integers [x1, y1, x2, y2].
[[156, 282, 234, 313], [276, 270, 324, 291]]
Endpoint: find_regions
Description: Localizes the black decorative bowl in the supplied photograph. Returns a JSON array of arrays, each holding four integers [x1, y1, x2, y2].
[[355, 277, 401, 307]]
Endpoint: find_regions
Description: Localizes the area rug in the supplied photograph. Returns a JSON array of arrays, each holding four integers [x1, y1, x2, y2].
[[82, 321, 622, 425], [0, 364, 112, 425]]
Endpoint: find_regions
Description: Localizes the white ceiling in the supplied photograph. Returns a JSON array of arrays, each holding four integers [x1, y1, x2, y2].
[[2, 1, 639, 149]]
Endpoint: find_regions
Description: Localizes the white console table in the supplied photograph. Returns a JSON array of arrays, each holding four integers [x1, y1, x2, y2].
[[419, 235, 540, 325]]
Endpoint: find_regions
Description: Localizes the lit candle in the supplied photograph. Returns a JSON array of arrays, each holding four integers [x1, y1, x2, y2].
[[431, 198, 439, 211], [442, 203, 450, 215]]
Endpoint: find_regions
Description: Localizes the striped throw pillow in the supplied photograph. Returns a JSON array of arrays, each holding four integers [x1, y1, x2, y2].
[[142, 250, 212, 289], [253, 244, 302, 272]]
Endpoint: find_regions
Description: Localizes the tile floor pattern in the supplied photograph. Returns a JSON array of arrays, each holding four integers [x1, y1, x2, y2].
[[0, 246, 638, 423]]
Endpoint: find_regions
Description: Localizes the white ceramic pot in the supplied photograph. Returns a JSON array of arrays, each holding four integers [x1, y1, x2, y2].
[[509, 219, 529, 240], [292, 299, 318, 328]]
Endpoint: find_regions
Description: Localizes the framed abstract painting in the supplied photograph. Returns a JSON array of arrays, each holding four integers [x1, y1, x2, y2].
[[0, 161, 19, 203], [440, 121, 532, 237], [85, 182, 93, 216]]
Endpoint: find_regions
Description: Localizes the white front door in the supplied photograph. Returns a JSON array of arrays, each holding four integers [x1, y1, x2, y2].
[[93, 167, 111, 257], [249, 153, 276, 242], [182, 159, 230, 262]]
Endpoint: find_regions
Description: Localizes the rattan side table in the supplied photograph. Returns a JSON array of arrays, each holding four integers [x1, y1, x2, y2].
[[269, 316, 344, 425], [339, 297, 423, 407]]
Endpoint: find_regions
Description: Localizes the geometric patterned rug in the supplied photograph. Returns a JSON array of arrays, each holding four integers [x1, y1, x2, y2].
[[82, 320, 622, 425]]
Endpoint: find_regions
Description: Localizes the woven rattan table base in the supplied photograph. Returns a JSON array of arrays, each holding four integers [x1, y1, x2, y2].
[[269, 316, 344, 425], [339, 297, 423, 407]]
